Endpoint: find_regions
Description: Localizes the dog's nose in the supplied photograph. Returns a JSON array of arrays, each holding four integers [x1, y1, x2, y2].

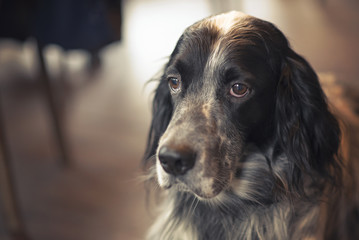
[[158, 146, 196, 176]]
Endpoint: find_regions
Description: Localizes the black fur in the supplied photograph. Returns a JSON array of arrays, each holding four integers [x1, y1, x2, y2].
[[143, 11, 355, 240]]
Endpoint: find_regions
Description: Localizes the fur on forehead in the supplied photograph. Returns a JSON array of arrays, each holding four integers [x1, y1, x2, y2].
[[167, 11, 288, 89], [192, 11, 248, 34], [170, 11, 286, 77]]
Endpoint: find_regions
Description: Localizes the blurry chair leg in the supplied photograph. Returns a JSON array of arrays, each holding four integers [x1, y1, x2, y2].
[[35, 40, 70, 167], [0, 92, 30, 240]]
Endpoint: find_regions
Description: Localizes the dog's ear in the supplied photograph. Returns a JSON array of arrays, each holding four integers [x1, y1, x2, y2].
[[275, 49, 341, 190], [143, 76, 173, 166]]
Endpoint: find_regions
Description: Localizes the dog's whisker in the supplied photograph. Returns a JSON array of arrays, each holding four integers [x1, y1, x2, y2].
[[186, 196, 200, 221]]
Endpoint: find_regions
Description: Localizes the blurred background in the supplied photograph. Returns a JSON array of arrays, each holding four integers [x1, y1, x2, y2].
[[0, 0, 358, 239]]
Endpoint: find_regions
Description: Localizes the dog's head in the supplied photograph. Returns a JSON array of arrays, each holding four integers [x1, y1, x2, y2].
[[144, 11, 340, 200]]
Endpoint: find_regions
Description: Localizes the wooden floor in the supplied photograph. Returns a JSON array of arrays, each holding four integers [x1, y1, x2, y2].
[[0, 0, 358, 239]]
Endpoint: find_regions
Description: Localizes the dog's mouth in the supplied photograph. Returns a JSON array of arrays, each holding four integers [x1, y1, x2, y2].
[[156, 151, 233, 199], [159, 174, 228, 199], [155, 131, 239, 199]]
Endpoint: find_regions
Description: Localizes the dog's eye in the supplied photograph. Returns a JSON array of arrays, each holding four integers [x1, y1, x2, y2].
[[230, 83, 249, 98], [168, 77, 181, 93]]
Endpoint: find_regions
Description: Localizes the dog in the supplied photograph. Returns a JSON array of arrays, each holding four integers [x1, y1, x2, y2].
[[143, 11, 359, 240]]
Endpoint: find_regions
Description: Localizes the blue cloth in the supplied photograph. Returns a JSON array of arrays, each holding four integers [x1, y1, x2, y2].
[[0, 0, 119, 51], [34, 0, 117, 50]]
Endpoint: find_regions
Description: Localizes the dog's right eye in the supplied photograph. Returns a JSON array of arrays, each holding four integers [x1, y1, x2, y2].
[[168, 77, 181, 93]]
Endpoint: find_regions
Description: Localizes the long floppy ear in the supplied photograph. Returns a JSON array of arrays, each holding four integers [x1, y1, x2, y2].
[[275, 49, 341, 190], [143, 76, 173, 166]]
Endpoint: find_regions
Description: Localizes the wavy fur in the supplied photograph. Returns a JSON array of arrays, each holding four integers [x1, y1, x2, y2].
[[143, 11, 358, 240]]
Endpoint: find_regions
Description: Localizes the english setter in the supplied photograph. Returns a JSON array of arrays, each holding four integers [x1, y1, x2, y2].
[[143, 11, 359, 240]]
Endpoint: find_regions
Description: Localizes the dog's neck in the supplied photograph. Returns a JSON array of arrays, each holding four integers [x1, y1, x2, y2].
[[147, 147, 322, 240], [148, 190, 319, 240], [148, 189, 321, 240]]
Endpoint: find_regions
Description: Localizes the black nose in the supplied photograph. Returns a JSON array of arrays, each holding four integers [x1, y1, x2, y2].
[[158, 146, 196, 176]]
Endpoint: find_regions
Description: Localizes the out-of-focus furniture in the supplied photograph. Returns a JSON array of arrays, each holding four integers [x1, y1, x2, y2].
[[0, 95, 30, 240], [0, 161, 25, 239], [0, 0, 122, 238]]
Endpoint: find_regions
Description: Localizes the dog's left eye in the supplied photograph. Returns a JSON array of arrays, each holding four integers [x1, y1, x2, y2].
[[230, 83, 249, 98], [168, 77, 181, 93]]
